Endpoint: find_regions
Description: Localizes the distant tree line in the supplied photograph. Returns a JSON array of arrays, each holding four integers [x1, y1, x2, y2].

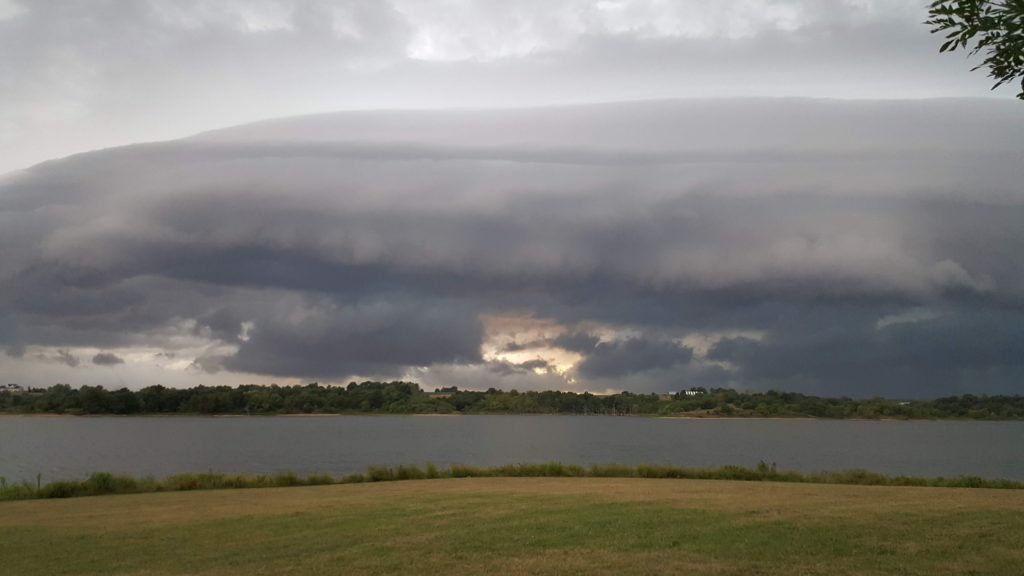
[[2, 382, 1024, 420]]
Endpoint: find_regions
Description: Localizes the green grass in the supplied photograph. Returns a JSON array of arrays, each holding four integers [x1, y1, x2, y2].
[[3, 462, 1022, 502], [2, 477, 1023, 575]]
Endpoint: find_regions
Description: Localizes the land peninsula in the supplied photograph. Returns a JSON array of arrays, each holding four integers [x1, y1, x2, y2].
[[3, 381, 1023, 420]]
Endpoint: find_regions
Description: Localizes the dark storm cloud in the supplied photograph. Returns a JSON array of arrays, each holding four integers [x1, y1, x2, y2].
[[4, 343, 25, 358], [518, 359, 551, 372], [91, 352, 125, 366], [8, 101, 1022, 301], [0, 99, 1023, 395], [576, 338, 694, 379], [552, 332, 600, 354], [487, 358, 552, 377], [221, 297, 483, 379], [500, 341, 532, 352], [51, 349, 79, 368], [708, 307, 1024, 398]]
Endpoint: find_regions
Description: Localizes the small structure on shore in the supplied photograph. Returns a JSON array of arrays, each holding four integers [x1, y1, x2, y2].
[[2, 383, 24, 393]]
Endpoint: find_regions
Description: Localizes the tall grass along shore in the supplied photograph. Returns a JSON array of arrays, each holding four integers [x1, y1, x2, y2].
[[2, 462, 1022, 502]]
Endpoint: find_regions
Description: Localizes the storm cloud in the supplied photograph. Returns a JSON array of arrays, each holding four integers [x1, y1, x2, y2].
[[92, 352, 125, 366], [1, 98, 1022, 397], [52, 349, 79, 368], [576, 338, 694, 380]]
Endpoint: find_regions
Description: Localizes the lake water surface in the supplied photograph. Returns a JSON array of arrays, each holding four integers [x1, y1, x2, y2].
[[2, 415, 1022, 482]]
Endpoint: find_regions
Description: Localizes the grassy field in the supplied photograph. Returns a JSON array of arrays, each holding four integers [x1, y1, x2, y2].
[[2, 478, 1023, 575]]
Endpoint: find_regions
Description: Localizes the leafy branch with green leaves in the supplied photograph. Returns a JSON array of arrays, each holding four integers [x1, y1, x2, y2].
[[927, 0, 1024, 99]]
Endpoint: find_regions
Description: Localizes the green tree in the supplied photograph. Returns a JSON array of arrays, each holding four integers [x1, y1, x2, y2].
[[927, 0, 1024, 99]]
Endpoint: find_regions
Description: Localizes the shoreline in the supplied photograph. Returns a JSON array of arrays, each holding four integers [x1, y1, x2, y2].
[[0, 411, 1019, 422], [3, 462, 1023, 504], [1, 411, 1020, 422]]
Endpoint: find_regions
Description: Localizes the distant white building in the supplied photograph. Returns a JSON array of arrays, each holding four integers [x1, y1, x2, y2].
[[682, 389, 704, 396], [2, 383, 23, 393]]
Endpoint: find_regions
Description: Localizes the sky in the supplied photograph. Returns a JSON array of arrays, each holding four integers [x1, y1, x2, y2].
[[1, 0, 1022, 398]]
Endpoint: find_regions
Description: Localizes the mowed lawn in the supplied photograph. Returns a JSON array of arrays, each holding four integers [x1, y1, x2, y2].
[[2, 478, 1023, 575]]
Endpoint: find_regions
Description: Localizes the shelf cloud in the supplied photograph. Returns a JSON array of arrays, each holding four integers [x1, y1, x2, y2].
[[1, 98, 1022, 397]]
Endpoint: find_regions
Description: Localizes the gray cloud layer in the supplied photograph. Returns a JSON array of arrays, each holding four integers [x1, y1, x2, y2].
[[0, 0, 1017, 175], [1, 98, 1023, 397]]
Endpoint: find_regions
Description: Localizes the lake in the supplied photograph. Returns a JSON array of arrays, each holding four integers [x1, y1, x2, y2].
[[1, 415, 1022, 482]]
